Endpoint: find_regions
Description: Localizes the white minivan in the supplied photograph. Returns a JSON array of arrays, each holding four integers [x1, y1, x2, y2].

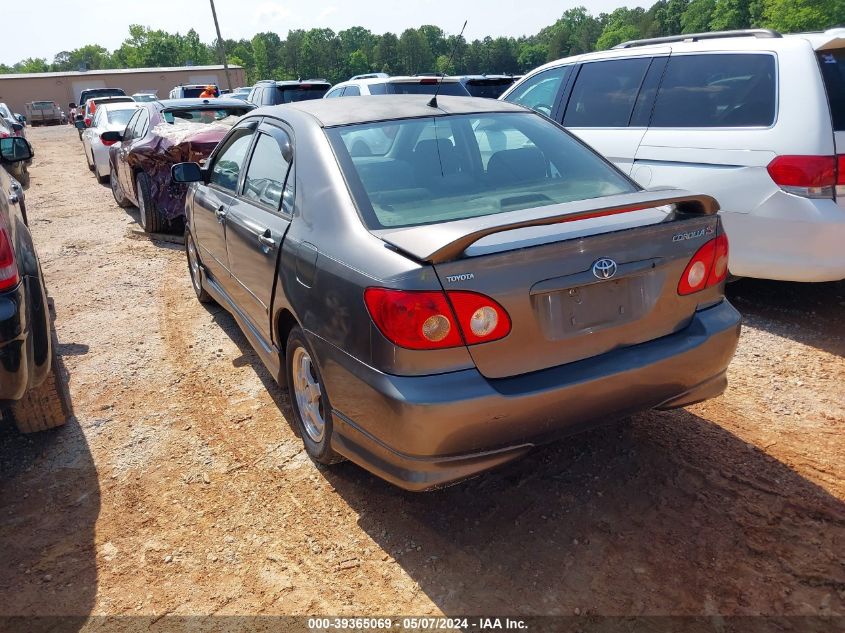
[[501, 28, 845, 282]]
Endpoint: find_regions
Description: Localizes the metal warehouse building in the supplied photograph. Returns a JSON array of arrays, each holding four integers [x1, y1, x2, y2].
[[0, 65, 246, 117]]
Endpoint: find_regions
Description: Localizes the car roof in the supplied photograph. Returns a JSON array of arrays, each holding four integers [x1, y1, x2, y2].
[[260, 94, 528, 127], [155, 97, 255, 109], [256, 79, 330, 86]]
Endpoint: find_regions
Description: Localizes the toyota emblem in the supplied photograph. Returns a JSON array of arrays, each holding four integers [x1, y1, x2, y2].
[[592, 258, 618, 280]]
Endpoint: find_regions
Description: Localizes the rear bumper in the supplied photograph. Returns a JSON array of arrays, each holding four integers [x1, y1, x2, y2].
[[722, 198, 845, 282], [315, 300, 741, 491]]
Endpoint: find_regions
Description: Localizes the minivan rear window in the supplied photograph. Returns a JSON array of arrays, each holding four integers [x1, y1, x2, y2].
[[275, 85, 330, 103], [817, 50, 845, 131], [650, 54, 776, 128]]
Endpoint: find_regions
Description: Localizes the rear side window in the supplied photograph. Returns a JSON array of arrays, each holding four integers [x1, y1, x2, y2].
[[368, 83, 388, 95], [817, 50, 845, 131], [504, 66, 569, 117], [243, 132, 292, 211], [344, 85, 361, 96], [650, 54, 776, 128], [563, 58, 650, 127]]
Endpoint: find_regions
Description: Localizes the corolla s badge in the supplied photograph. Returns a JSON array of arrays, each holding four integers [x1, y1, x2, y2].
[[592, 258, 618, 280]]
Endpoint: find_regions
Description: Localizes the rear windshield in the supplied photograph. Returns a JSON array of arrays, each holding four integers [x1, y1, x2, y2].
[[650, 53, 776, 128], [818, 50, 845, 131], [162, 108, 250, 123], [107, 109, 137, 126], [181, 87, 217, 98], [82, 90, 125, 100], [328, 112, 636, 229], [274, 86, 330, 103], [385, 82, 468, 96], [32, 102, 56, 110], [464, 79, 515, 99]]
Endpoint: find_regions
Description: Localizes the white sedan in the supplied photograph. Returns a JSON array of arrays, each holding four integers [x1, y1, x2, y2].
[[81, 102, 141, 183]]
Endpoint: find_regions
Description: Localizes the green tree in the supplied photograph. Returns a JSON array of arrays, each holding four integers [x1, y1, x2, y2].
[[762, 0, 839, 30], [517, 43, 549, 71], [398, 29, 434, 74], [14, 58, 50, 73], [709, 0, 752, 30], [681, 0, 717, 31]]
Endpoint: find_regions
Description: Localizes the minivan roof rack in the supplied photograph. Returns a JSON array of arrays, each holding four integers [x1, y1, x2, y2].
[[614, 29, 782, 49], [350, 73, 389, 80]]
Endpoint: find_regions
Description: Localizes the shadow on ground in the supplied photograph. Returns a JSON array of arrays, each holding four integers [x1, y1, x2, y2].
[[727, 278, 845, 357], [0, 357, 99, 626], [322, 409, 844, 616]]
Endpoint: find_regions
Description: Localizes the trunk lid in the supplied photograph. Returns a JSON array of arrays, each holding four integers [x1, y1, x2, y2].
[[377, 190, 721, 379]]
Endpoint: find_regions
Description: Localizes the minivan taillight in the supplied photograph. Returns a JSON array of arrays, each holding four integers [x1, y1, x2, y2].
[[364, 288, 511, 349], [678, 234, 729, 296], [767, 155, 836, 198], [0, 216, 19, 292]]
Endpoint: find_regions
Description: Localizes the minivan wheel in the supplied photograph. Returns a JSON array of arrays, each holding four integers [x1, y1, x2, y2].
[[285, 327, 344, 465], [185, 232, 212, 303], [136, 173, 164, 233]]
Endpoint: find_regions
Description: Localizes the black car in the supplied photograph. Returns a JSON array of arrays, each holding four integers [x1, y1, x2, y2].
[[0, 137, 70, 432], [455, 75, 517, 99], [246, 80, 330, 106], [75, 88, 126, 122]]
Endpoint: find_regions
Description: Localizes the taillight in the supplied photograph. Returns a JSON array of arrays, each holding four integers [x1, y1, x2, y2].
[[364, 288, 511, 349], [767, 155, 836, 199], [101, 133, 117, 147], [0, 130, 8, 139], [0, 214, 19, 292], [837, 156, 845, 199], [84, 117, 91, 127], [419, 78, 439, 85], [446, 291, 511, 345], [678, 234, 729, 295]]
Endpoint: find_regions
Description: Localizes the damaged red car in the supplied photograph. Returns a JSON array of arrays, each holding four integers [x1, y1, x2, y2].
[[105, 98, 255, 233]]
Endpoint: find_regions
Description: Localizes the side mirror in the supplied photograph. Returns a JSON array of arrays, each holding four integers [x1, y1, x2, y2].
[[69, 103, 76, 109], [14, 114, 25, 124], [171, 162, 203, 183], [10, 122, 23, 133], [100, 131, 122, 144], [0, 137, 34, 164], [74, 120, 87, 130]]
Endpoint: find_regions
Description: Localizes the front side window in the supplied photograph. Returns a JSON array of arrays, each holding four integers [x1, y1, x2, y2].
[[210, 130, 254, 192], [243, 132, 292, 211], [650, 54, 777, 128], [504, 66, 570, 117], [563, 58, 650, 127], [329, 112, 636, 229]]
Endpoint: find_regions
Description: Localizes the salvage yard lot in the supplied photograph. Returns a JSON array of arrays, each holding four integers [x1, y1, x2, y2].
[[1, 125, 843, 618]]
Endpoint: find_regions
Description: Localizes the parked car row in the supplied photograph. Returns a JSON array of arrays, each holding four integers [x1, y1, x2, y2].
[[28, 28, 840, 490]]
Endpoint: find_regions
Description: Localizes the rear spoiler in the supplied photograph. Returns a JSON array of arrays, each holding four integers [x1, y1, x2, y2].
[[374, 189, 719, 264]]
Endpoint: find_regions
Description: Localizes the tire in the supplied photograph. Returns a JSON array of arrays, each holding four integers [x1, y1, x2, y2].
[[11, 322, 71, 434], [285, 326, 344, 465], [185, 231, 213, 304], [86, 148, 95, 172], [110, 170, 132, 208], [97, 170, 110, 185], [136, 172, 164, 233]]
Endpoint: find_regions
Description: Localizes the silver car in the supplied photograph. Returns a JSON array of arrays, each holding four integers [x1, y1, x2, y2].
[[80, 102, 141, 183], [175, 95, 741, 490]]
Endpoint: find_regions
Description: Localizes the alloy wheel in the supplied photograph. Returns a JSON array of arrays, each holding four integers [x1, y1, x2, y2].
[[291, 346, 325, 443]]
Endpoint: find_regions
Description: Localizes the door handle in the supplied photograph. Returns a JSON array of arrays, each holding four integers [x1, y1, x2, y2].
[[215, 205, 227, 222], [258, 230, 277, 249]]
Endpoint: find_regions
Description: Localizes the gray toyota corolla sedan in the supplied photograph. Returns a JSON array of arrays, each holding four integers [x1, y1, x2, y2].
[[173, 95, 741, 491]]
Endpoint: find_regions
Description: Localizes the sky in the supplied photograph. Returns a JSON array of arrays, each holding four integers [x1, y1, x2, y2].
[[1, 0, 644, 66]]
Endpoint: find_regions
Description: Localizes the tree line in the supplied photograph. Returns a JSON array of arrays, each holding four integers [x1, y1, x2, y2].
[[2, 0, 843, 84]]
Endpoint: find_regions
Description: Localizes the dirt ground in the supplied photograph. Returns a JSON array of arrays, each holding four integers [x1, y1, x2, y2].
[[1, 125, 843, 625]]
